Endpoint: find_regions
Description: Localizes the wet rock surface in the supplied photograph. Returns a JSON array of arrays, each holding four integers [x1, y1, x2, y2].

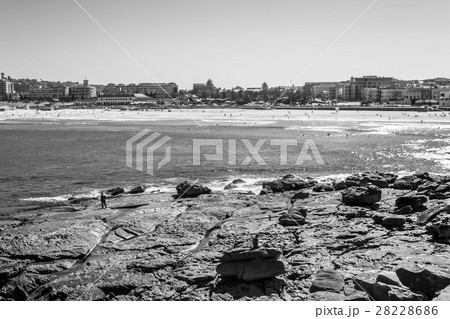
[[1, 172, 450, 301]]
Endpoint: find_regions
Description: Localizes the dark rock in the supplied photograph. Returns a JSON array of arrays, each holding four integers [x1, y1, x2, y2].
[[278, 212, 306, 227], [341, 185, 382, 206], [393, 176, 421, 190], [280, 178, 309, 191], [382, 214, 406, 227], [313, 183, 335, 192], [106, 187, 125, 196], [396, 266, 450, 299], [425, 210, 450, 239], [334, 180, 347, 190], [378, 172, 398, 184], [393, 205, 413, 215], [395, 195, 428, 209], [175, 181, 211, 198], [310, 270, 344, 293], [361, 174, 389, 188], [262, 180, 284, 193], [127, 185, 146, 194], [217, 248, 286, 281], [353, 272, 426, 301], [290, 190, 310, 203]]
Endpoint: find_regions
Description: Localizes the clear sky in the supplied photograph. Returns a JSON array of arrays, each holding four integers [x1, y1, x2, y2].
[[1, 0, 449, 89]]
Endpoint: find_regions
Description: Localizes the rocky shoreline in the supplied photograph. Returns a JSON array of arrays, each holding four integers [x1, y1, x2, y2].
[[1, 171, 450, 301]]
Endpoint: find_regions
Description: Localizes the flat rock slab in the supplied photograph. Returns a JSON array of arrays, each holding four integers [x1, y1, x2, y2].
[[310, 270, 344, 293], [0, 219, 108, 260]]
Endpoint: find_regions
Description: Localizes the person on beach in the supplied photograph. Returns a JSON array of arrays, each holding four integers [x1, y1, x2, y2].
[[100, 192, 107, 209]]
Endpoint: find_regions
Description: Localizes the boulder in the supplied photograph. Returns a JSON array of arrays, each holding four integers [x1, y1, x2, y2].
[[310, 270, 345, 293], [361, 174, 389, 188], [393, 175, 422, 190], [353, 272, 426, 301], [106, 187, 125, 196], [425, 211, 450, 239], [278, 212, 306, 227], [127, 185, 146, 194], [176, 181, 212, 198], [280, 178, 309, 191], [334, 180, 347, 191], [313, 183, 334, 192], [216, 248, 286, 282], [395, 195, 428, 209], [396, 266, 450, 299], [382, 214, 406, 227], [341, 185, 382, 206], [290, 190, 310, 203], [416, 204, 450, 225]]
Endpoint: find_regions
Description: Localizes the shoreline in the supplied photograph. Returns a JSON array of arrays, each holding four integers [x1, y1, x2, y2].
[[1, 170, 450, 301]]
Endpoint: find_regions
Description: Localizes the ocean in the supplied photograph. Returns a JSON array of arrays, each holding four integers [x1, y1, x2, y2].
[[1, 109, 450, 209]]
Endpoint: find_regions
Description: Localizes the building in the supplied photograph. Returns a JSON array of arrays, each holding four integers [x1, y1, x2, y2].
[[431, 87, 450, 108], [439, 90, 450, 108], [103, 83, 122, 95], [403, 88, 426, 105], [304, 82, 339, 99], [361, 87, 379, 102], [69, 79, 97, 100], [27, 86, 69, 100], [380, 88, 405, 103], [96, 95, 134, 106], [137, 82, 178, 97], [349, 76, 398, 101], [0, 73, 15, 100]]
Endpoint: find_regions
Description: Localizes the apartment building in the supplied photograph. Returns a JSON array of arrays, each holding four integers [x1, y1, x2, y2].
[[0, 72, 15, 100], [69, 79, 97, 100]]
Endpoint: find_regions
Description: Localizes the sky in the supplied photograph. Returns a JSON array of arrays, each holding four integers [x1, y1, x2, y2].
[[1, 0, 450, 89]]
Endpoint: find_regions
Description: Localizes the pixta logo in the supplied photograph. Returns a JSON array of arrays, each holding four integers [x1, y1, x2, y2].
[[126, 129, 325, 176], [126, 129, 172, 176]]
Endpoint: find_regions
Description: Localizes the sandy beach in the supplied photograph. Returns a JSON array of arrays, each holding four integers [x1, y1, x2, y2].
[[2, 108, 450, 128]]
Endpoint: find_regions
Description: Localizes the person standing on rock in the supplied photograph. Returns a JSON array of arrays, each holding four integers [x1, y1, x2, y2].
[[100, 192, 107, 209]]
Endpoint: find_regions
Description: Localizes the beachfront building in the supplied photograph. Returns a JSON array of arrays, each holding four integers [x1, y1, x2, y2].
[[137, 82, 178, 97], [27, 86, 69, 100], [403, 88, 424, 105], [305, 81, 359, 101], [103, 83, 121, 95], [432, 88, 450, 108], [439, 91, 450, 108], [350, 76, 398, 101], [380, 88, 405, 104], [97, 95, 134, 106], [0, 73, 15, 100], [69, 79, 97, 100], [361, 88, 380, 103]]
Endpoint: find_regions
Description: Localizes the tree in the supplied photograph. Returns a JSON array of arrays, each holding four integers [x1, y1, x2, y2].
[[261, 82, 269, 102], [261, 82, 268, 92], [206, 79, 214, 89]]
